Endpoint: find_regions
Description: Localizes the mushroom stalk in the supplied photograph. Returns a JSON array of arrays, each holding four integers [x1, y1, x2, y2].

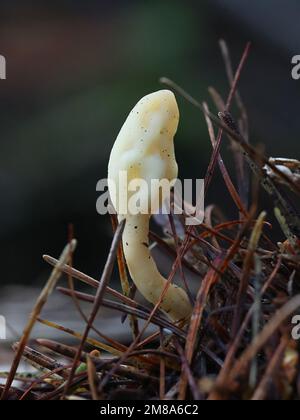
[[108, 90, 192, 322], [122, 213, 191, 321]]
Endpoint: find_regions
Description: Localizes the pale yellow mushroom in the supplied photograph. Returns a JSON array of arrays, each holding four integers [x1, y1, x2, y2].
[[108, 90, 192, 322]]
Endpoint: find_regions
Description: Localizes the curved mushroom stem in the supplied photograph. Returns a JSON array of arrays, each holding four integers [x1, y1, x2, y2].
[[121, 213, 191, 322], [108, 89, 192, 323]]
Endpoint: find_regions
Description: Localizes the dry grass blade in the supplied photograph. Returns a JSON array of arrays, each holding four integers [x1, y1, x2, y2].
[[232, 211, 266, 336], [1, 239, 77, 400], [43, 254, 152, 314], [178, 258, 222, 399], [36, 338, 92, 361], [202, 101, 248, 218], [56, 287, 187, 339], [37, 318, 124, 356], [12, 343, 68, 380], [219, 39, 250, 208], [87, 354, 99, 400]]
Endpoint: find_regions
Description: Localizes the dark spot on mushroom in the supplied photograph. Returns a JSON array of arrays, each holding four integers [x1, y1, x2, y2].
[[126, 242, 129, 246], [134, 226, 138, 229]]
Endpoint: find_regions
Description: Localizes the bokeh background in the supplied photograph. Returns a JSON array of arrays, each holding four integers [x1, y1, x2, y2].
[[0, 0, 300, 343]]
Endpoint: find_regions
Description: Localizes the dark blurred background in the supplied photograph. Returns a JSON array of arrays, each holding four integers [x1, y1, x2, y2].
[[0, 0, 300, 290]]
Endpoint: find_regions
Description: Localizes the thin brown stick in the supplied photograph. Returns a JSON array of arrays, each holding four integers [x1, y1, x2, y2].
[[159, 329, 166, 400], [203, 101, 249, 218], [62, 220, 125, 397], [251, 336, 289, 400], [178, 258, 222, 399], [174, 338, 201, 400], [110, 214, 139, 338]]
